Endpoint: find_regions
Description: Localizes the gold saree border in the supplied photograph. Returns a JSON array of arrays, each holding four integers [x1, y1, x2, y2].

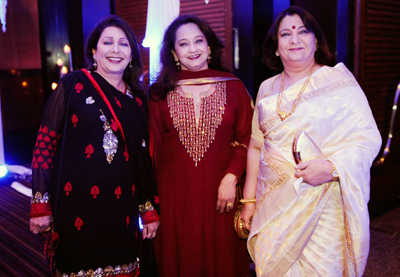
[[254, 147, 290, 215]]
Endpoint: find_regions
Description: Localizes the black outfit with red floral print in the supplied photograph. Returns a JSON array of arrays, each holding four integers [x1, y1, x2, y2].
[[31, 70, 159, 276]]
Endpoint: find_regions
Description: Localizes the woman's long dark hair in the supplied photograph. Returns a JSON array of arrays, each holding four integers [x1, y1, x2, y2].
[[85, 15, 144, 93], [150, 14, 229, 100], [262, 6, 332, 71]]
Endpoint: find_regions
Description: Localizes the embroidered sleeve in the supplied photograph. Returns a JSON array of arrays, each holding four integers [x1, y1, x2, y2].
[[139, 201, 160, 224], [30, 78, 70, 218], [224, 81, 253, 178]]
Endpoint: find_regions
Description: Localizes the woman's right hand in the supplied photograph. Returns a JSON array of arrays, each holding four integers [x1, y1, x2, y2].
[[30, 215, 52, 234], [240, 203, 256, 231]]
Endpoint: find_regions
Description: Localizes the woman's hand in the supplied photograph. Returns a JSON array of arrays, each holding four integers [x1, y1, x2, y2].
[[216, 173, 238, 214], [294, 159, 334, 186], [240, 203, 255, 231], [142, 220, 160, 239], [30, 215, 52, 234]]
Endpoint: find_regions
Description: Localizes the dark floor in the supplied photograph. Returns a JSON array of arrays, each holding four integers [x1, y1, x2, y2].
[[365, 205, 400, 276], [0, 176, 399, 276]]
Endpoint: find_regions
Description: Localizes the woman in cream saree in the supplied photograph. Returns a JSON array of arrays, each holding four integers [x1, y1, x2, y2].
[[241, 6, 382, 277]]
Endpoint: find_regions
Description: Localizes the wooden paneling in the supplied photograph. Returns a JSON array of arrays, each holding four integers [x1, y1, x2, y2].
[[357, 0, 400, 216], [115, 0, 233, 73], [0, 0, 41, 70]]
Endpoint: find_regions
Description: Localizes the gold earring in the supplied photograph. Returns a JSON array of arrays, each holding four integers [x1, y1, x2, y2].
[[93, 57, 97, 70], [207, 46, 212, 63], [275, 51, 279, 57], [172, 51, 181, 70], [129, 57, 133, 70]]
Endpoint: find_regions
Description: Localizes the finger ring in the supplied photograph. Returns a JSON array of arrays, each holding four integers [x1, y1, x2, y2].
[[45, 227, 51, 232], [227, 203, 233, 208]]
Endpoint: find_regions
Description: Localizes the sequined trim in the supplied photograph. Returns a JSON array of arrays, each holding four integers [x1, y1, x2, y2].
[[138, 201, 154, 213], [343, 212, 358, 276], [55, 259, 139, 277], [259, 77, 358, 139], [254, 147, 290, 215], [167, 82, 226, 166], [31, 191, 50, 204], [99, 109, 118, 164]]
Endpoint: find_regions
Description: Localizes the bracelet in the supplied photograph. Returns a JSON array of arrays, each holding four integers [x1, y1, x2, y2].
[[239, 199, 256, 204]]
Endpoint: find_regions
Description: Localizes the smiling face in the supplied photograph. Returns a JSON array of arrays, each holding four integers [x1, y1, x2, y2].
[[276, 14, 316, 68], [173, 23, 209, 72], [92, 26, 131, 78]]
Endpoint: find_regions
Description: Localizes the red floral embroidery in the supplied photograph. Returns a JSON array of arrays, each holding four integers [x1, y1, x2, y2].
[[49, 130, 56, 137], [135, 97, 142, 107], [47, 158, 52, 165], [42, 126, 48, 134], [42, 149, 50, 156], [43, 135, 51, 143], [34, 148, 40, 155], [91, 185, 100, 199], [41, 162, 49, 169], [75, 217, 83, 230], [37, 133, 43, 141], [126, 215, 130, 227], [75, 82, 83, 93], [39, 141, 46, 148], [32, 162, 39, 169], [110, 119, 118, 132], [71, 114, 78, 127], [52, 139, 57, 146], [154, 195, 160, 204], [115, 186, 122, 199], [85, 144, 94, 158], [36, 156, 44, 163], [64, 181, 72, 195], [115, 97, 122, 108], [132, 184, 136, 195]]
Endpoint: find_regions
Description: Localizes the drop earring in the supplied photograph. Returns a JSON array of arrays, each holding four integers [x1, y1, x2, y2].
[[172, 51, 181, 70], [93, 57, 97, 70], [129, 57, 133, 70], [207, 46, 212, 63], [275, 51, 279, 57]]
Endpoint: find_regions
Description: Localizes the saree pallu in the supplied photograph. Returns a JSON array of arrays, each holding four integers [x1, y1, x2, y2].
[[248, 63, 382, 276]]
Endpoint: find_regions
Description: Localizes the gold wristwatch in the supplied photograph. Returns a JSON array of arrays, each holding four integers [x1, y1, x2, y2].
[[327, 160, 339, 181]]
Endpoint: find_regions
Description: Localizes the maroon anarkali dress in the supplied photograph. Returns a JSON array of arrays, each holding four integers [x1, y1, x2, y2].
[[149, 69, 253, 276]]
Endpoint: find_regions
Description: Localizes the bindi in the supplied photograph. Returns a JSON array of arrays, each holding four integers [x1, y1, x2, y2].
[[292, 25, 296, 29]]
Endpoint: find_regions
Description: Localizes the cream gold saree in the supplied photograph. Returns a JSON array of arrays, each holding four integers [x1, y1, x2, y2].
[[248, 63, 382, 276]]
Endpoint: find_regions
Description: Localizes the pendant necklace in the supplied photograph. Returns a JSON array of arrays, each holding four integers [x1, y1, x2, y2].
[[276, 63, 315, 121]]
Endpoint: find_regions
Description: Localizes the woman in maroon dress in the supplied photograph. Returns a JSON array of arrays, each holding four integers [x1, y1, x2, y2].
[[149, 15, 253, 276]]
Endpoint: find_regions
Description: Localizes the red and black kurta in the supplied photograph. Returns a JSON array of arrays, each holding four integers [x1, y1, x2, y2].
[[149, 69, 253, 277], [30, 70, 159, 276]]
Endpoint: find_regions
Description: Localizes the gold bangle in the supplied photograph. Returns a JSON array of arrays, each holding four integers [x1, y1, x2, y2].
[[239, 199, 256, 204]]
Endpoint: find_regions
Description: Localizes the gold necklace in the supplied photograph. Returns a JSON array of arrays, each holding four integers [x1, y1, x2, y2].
[[276, 63, 315, 121]]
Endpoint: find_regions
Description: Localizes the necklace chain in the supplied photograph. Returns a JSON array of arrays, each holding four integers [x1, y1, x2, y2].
[[276, 63, 315, 121]]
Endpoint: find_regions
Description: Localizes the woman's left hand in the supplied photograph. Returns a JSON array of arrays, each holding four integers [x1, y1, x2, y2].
[[216, 173, 237, 213], [142, 220, 160, 240], [294, 159, 333, 186]]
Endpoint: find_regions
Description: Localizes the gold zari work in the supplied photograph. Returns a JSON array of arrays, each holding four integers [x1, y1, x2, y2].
[[167, 82, 226, 166], [54, 259, 139, 277]]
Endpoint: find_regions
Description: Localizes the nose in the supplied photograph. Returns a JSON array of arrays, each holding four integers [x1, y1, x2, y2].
[[290, 33, 300, 44], [111, 43, 120, 54], [188, 42, 197, 52]]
